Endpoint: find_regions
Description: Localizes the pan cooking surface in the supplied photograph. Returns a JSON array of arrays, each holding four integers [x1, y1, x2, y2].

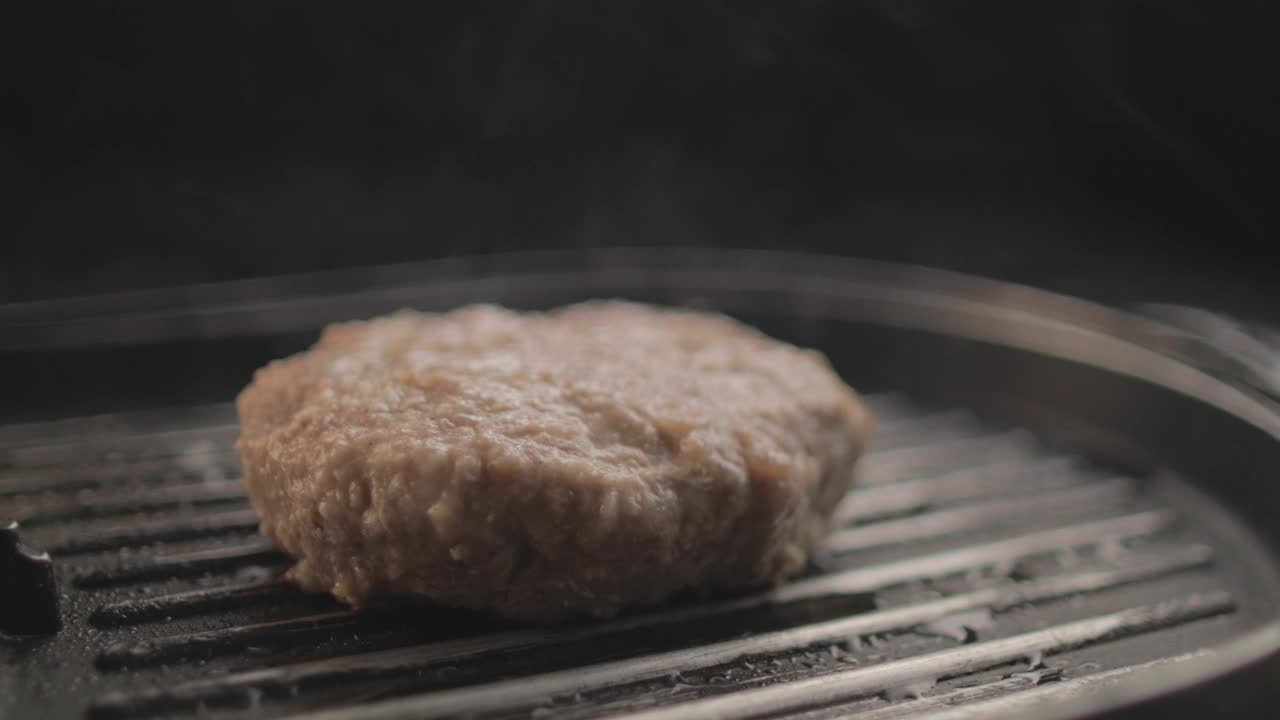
[[1, 392, 1271, 720], [2, 250, 1279, 719]]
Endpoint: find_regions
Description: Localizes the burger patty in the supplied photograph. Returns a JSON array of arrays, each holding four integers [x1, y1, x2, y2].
[[235, 301, 874, 622]]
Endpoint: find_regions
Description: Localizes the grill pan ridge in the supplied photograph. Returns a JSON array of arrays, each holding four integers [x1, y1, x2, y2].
[[2, 249, 1279, 720]]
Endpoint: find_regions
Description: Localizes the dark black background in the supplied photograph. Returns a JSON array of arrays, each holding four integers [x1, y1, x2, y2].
[[2, 1, 1278, 317]]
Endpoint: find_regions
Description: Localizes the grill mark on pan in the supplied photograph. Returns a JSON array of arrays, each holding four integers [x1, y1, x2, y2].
[[90, 579, 330, 627], [40, 507, 262, 555], [73, 536, 287, 588], [174, 592, 1230, 720], [591, 593, 1236, 720], [833, 456, 1088, 524], [0, 459, 236, 500], [0, 424, 239, 470], [89, 510, 1179, 673], [95, 611, 366, 670], [0, 480, 248, 527], [829, 477, 1137, 552], [841, 651, 1212, 720], [0, 404, 236, 450], [87, 545, 1213, 718], [819, 509, 1173, 575]]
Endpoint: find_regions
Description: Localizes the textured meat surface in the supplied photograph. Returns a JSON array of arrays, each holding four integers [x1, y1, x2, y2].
[[236, 301, 874, 622]]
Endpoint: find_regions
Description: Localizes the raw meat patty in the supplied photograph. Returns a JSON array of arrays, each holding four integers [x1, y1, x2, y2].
[[236, 301, 874, 622]]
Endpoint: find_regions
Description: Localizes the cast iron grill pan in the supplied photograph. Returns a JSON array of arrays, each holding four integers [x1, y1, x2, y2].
[[1, 250, 1278, 720]]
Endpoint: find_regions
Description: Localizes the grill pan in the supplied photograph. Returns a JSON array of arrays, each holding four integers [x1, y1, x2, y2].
[[2, 249, 1279, 720]]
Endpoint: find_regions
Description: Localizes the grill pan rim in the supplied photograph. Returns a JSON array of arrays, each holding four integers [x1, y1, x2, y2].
[[0, 246, 1262, 357], [4, 247, 1280, 719]]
